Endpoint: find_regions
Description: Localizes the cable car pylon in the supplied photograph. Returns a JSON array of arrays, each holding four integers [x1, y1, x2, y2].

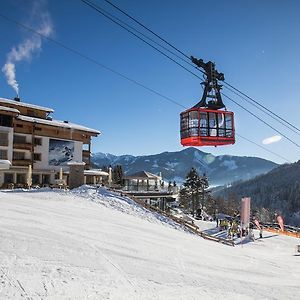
[[180, 56, 235, 147]]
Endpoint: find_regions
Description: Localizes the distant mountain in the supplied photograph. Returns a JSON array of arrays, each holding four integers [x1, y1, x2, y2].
[[213, 161, 300, 226], [91, 147, 278, 186]]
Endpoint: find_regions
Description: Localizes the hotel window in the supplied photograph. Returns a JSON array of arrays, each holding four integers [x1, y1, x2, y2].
[[13, 151, 25, 160], [16, 174, 26, 184], [0, 132, 9, 146], [32, 174, 40, 184], [42, 174, 50, 184], [34, 153, 41, 161], [0, 114, 12, 127], [14, 135, 26, 144], [4, 173, 13, 183], [34, 137, 42, 146], [0, 149, 8, 159]]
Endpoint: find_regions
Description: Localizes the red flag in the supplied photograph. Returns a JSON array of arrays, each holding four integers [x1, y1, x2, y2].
[[254, 219, 261, 230], [277, 215, 284, 231]]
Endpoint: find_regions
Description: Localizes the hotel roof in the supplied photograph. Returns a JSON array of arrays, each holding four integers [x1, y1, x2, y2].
[[0, 106, 20, 114], [17, 115, 101, 135], [0, 98, 54, 113]]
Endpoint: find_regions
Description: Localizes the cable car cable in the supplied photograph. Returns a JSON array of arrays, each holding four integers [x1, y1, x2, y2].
[[101, 0, 192, 61], [223, 84, 300, 136], [223, 81, 300, 133], [81, 0, 195, 69], [81, 0, 204, 81], [98, 0, 206, 78], [222, 93, 300, 148], [0, 13, 291, 163]]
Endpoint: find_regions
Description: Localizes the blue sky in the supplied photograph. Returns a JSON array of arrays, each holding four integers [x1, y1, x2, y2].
[[1, 0, 300, 163]]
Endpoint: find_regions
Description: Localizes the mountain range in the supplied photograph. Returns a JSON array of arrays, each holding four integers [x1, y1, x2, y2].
[[91, 147, 278, 186]]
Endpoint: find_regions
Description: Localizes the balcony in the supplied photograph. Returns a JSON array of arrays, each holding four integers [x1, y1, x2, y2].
[[83, 150, 90, 168], [13, 142, 32, 150], [12, 159, 32, 166], [82, 150, 90, 157]]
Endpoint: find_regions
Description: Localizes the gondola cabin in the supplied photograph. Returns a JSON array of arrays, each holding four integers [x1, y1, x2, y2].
[[180, 108, 235, 146]]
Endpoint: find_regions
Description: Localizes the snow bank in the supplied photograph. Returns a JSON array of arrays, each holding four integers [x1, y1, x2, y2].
[[0, 187, 299, 299]]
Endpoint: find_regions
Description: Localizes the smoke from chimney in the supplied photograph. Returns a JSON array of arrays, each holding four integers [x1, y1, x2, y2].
[[2, 0, 53, 96]]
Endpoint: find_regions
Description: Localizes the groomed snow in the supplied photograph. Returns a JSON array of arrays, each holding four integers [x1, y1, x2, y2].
[[0, 187, 299, 299]]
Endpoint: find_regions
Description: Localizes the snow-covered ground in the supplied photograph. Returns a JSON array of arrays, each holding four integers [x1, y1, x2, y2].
[[0, 187, 299, 299]]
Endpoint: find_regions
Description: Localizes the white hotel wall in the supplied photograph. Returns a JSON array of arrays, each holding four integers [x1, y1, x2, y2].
[[33, 136, 83, 171]]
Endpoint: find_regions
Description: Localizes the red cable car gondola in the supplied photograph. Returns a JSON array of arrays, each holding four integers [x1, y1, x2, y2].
[[180, 56, 235, 147], [180, 108, 234, 146]]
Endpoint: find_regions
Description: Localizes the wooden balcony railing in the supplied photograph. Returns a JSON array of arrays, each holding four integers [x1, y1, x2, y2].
[[12, 159, 32, 166], [13, 142, 32, 150], [82, 150, 90, 157]]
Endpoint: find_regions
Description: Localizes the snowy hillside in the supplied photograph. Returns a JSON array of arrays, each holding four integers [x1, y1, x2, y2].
[[0, 187, 299, 299], [91, 147, 278, 186]]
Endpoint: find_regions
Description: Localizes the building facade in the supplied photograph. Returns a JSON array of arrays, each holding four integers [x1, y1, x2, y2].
[[0, 97, 100, 188]]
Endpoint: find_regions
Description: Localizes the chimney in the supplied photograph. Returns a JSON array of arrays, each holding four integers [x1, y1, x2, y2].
[[13, 96, 20, 102]]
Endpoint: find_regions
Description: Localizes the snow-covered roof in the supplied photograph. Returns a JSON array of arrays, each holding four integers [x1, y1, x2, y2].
[[123, 171, 161, 180], [84, 170, 109, 176], [0, 106, 20, 114], [63, 169, 109, 176], [0, 98, 54, 113], [17, 115, 100, 135], [67, 161, 86, 166]]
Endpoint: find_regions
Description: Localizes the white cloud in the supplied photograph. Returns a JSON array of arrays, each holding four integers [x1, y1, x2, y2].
[[262, 135, 282, 145]]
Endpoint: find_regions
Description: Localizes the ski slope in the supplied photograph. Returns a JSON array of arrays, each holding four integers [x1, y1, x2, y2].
[[0, 187, 299, 299]]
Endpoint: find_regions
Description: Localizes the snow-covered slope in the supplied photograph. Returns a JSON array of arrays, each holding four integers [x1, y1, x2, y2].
[[0, 187, 299, 299]]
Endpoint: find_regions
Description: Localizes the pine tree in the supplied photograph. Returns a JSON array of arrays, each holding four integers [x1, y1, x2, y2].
[[179, 168, 210, 217], [112, 165, 123, 184], [199, 174, 209, 209]]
